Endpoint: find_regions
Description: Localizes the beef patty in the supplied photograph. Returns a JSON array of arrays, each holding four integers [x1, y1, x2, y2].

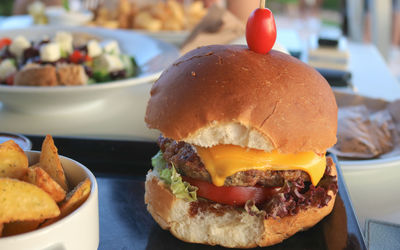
[[158, 136, 312, 187]]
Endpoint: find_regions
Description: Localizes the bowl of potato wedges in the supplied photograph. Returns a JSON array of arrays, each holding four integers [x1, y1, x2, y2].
[[0, 135, 98, 250]]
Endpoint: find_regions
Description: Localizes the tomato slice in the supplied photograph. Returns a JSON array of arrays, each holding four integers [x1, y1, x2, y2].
[[183, 176, 278, 206]]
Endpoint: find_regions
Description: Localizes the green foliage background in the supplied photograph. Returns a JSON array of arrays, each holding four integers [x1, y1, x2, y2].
[[0, 0, 14, 16]]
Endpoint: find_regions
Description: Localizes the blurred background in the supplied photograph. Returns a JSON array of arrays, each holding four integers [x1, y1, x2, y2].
[[0, 0, 399, 80], [0, 2, 400, 241]]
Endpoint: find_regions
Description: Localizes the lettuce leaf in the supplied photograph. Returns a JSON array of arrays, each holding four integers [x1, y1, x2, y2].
[[151, 150, 166, 174], [244, 200, 266, 217], [151, 151, 198, 202]]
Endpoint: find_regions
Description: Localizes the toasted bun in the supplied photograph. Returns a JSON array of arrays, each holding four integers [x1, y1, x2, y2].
[[14, 65, 58, 86], [56, 64, 88, 86], [144, 164, 337, 248], [145, 45, 337, 153]]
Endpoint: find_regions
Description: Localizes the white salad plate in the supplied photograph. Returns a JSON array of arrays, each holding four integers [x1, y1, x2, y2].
[[0, 26, 179, 114]]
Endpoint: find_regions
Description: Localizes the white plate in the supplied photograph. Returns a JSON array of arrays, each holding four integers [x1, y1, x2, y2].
[[341, 160, 400, 234], [0, 26, 179, 114], [136, 29, 189, 47], [339, 156, 400, 171], [45, 7, 93, 26]]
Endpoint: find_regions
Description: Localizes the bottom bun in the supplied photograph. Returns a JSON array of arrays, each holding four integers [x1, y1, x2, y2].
[[144, 166, 337, 248]]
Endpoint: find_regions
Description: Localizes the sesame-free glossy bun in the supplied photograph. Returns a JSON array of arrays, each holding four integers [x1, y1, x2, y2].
[[145, 45, 337, 154]]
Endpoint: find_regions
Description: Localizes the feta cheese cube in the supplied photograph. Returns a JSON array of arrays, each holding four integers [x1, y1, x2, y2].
[[54, 31, 73, 55], [9, 36, 31, 58], [102, 40, 120, 54], [94, 54, 124, 73], [40, 42, 61, 62], [0, 59, 17, 80], [87, 40, 102, 58]]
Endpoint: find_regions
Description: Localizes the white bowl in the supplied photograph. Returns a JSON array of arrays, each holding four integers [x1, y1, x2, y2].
[[0, 26, 180, 114], [45, 7, 93, 26], [0, 151, 99, 250], [137, 30, 190, 47]]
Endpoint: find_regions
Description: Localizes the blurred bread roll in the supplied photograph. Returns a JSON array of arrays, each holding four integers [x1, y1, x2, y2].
[[92, 0, 207, 31], [163, 18, 183, 31], [134, 12, 162, 32], [150, 2, 169, 22], [187, 1, 207, 28], [167, 0, 185, 24]]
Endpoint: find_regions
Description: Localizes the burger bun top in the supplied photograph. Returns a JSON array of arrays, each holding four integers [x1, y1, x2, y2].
[[145, 45, 337, 154]]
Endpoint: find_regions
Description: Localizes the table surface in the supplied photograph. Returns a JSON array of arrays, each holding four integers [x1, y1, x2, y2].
[[25, 136, 367, 249], [0, 23, 400, 235]]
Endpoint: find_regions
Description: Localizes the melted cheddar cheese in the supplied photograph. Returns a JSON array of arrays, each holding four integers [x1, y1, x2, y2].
[[195, 145, 326, 187]]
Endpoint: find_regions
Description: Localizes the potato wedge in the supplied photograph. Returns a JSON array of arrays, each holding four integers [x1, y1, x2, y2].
[[41, 178, 91, 227], [21, 166, 35, 183], [61, 178, 91, 214], [0, 178, 60, 223], [29, 163, 41, 169], [22, 167, 66, 203], [0, 140, 28, 179], [2, 220, 43, 236], [39, 135, 68, 191]]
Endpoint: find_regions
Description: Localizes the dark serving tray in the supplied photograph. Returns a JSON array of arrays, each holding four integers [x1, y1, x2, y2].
[[27, 135, 367, 250]]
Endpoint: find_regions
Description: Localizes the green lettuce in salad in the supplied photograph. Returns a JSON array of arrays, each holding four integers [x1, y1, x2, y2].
[[151, 151, 197, 202], [120, 54, 138, 77]]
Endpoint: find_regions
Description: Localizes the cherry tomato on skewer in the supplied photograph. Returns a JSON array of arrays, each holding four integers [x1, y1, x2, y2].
[[246, 0, 277, 54]]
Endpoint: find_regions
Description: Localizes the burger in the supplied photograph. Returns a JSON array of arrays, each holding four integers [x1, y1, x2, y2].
[[144, 45, 338, 248]]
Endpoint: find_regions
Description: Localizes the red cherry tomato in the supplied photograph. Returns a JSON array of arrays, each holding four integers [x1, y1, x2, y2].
[[84, 55, 92, 61], [70, 50, 92, 64], [0, 38, 12, 50], [183, 176, 278, 206], [246, 8, 277, 54], [69, 50, 84, 64]]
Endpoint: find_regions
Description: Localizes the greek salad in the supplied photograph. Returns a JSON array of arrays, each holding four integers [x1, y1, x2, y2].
[[0, 31, 138, 86]]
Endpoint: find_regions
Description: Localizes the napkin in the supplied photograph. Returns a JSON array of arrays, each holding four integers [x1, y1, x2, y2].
[[366, 219, 400, 250], [331, 91, 400, 160], [180, 4, 245, 54]]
